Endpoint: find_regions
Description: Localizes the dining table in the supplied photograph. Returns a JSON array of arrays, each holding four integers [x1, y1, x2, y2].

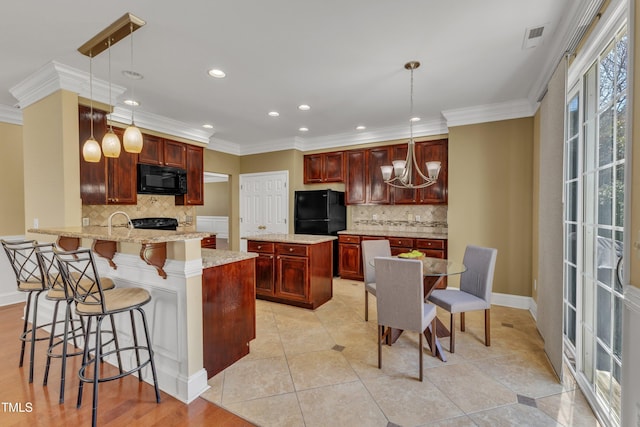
[[372, 256, 466, 362]]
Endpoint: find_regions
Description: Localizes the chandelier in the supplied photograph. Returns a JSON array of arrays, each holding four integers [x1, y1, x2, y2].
[[380, 61, 441, 189]]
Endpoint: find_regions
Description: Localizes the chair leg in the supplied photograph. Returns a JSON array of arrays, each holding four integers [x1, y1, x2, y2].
[[58, 303, 72, 404], [364, 290, 369, 322], [28, 290, 43, 383], [130, 311, 142, 382], [137, 308, 161, 403], [377, 325, 383, 369], [450, 313, 456, 353], [77, 316, 93, 409], [91, 317, 103, 427], [43, 299, 62, 386], [460, 312, 466, 332], [108, 314, 123, 374], [418, 333, 423, 381], [485, 309, 491, 346], [19, 292, 32, 369]]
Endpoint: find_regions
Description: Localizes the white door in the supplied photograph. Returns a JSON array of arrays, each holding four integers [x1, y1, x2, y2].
[[239, 170, 289, 251]]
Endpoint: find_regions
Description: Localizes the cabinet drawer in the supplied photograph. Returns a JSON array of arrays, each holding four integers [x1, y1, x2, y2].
[[248, 241, 274, 253], [338, 235, 361, 244], [388, 237, 414, 248], [201, 236, 217, 249], [276, 243, 309, 257], [415, 239, 446, 250]]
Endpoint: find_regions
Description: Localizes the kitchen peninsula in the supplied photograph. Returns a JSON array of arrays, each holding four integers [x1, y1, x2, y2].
[[27, 225, 254, 404], [245, 234, 336, 309]]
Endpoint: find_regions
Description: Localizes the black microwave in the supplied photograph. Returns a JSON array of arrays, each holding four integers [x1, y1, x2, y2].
[[137, 164, 187, 195]]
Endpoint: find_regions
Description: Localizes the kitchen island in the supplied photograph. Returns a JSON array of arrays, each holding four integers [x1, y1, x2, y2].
[[26, 226, 247, 404], [245, 234, 336, 309]]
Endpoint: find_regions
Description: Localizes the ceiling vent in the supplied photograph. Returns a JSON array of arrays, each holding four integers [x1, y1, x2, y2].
[[523, 24, 547, 49]]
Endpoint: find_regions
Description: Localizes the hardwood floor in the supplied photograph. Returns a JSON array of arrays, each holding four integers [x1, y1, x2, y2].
[[0, 302, 254, 426]]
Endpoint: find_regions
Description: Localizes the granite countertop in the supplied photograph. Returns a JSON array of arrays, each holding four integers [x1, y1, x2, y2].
[[337, 230, 448, 239], [202, 248, 258, 268], [243, 233, 338, 244], [28, 226, 211, 244]]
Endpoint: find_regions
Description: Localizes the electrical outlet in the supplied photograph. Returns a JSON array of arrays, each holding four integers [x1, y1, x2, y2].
[[372, 214, 378, 220], [33, 218, 39, 229], [407, 213, 414, 221], [82, 217, 90, 227], [415, 215, 421, 222]]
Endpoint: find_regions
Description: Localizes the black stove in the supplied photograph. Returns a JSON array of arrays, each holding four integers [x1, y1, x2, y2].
[[130, 217, 179, 231]]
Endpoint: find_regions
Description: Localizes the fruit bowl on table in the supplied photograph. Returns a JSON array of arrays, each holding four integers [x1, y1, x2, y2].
[[397, 250, 425, 260]]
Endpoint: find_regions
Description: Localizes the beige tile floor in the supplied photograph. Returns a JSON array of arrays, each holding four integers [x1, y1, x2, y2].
[[201, 278, 601, 427]]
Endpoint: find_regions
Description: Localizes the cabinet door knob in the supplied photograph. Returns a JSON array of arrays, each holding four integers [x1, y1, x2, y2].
[[289, 248, 294, 252], [257, 245, 262, 249]]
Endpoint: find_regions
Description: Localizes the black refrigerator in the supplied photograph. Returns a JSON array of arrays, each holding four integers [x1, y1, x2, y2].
[[294, 190, 346, 276]]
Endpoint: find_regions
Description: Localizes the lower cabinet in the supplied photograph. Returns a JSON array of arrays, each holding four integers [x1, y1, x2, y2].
[[202, 258, 256, 378], [338, 234, 448, 287], [200, 234, 217, 249], [248, 239, 333, 309]]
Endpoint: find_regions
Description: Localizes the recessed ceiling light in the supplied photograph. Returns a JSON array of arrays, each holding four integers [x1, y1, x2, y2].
[[202, 124, 214, 129], [208, 69, 226, 78], [299, 127, 309, 132], [356, 125, 366, 130], [123, 99, 139, 106], [268, 111, 280, 117], [410, 117, 421, 122], [298, 104, 311, 111], [122, 70, 143, 80]]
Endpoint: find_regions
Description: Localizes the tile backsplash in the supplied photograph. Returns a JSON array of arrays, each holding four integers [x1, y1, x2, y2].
[[350, 205, 447, 234], [81, 195, 196, 229]]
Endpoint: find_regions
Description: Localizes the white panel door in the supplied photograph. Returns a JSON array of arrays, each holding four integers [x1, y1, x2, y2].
[[239, 170, 289, 251]]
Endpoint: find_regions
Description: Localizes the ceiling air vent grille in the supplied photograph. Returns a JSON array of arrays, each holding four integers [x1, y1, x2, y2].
[[523, 24, 547, 49]]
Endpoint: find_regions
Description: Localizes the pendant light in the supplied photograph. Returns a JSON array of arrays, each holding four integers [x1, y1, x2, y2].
[[380, 61, 441, 189], [101, 37, 122, 158], [123, 22, 143, 153], [82, 52, 102, 163]]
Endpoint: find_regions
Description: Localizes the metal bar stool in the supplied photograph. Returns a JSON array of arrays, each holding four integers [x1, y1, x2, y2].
[[1, 239, 49, 383], [54, 247, 160, 427], [35, 243, 119, 404]]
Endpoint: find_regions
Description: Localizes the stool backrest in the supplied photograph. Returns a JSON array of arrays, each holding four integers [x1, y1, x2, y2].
[[1, 239, 45, 289], [54, 248, 107, 310]]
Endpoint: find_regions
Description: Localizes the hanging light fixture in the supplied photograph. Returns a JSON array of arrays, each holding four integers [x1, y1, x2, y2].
[[77, 13, 145, 160], [123, 22, 143, 153], [380, 61, 441, 189], [101, 37, 122, 158], [82, 52, 102, 163]]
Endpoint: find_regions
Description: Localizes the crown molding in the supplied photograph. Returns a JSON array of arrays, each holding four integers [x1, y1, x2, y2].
[[206, 137, 242, 155], [9, 61, 126, 109], [238, 136, 305, 156], [110, 106, 213, 145], [441, 98, 536, 127], [0, 104, 22, 125]]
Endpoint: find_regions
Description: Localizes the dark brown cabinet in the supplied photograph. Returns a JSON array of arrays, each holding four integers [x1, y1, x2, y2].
[[343, 139, 448, 205], [249, 239, 333, 309], [202, 258, 256, 377], [338, 233, 447, 286], [175, 144, 204, 206], [78, 105, 136, 205], [303, 151, 344, 183], [138, 135, 187, 169], [200, 235, 217, 249]]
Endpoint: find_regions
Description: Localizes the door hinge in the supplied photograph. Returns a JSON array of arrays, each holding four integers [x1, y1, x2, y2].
[[284, 218, 287, 224], [240, 217, 243, 223]]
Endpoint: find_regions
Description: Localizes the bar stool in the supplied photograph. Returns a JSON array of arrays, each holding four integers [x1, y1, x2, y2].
[[34, 243, 118, 404], [54, 247, 160, 427], [1, 239, 49, 383]]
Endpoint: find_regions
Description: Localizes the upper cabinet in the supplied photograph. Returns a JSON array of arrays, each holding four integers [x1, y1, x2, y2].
[[78, 105, 136, 205], [344, 139, 448, 205], [303, 151, 344, 184], [138, 135, 187, 169], [175, 144, 204, 206]]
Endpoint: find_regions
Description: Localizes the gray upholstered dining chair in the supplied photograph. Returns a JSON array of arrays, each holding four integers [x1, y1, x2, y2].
[[427, 245, 497, 353], [361, 239, 391, 321], [375, 256, 437, 381]]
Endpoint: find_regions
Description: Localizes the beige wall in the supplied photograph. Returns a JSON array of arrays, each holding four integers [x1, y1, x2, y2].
[[203, 149, 241, 249], [0, 122, 25, 235], [23, 90, 81, 236], [197, 182, 230, 216], [532, 109, 540, 302], [448, 118, 534, 297]]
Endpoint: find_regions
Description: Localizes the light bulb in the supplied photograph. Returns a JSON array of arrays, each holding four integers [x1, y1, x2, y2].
[[102, 130, 121, 158]]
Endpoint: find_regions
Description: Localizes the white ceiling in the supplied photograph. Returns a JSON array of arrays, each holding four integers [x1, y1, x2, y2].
[[1, 0, 582, 154]]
